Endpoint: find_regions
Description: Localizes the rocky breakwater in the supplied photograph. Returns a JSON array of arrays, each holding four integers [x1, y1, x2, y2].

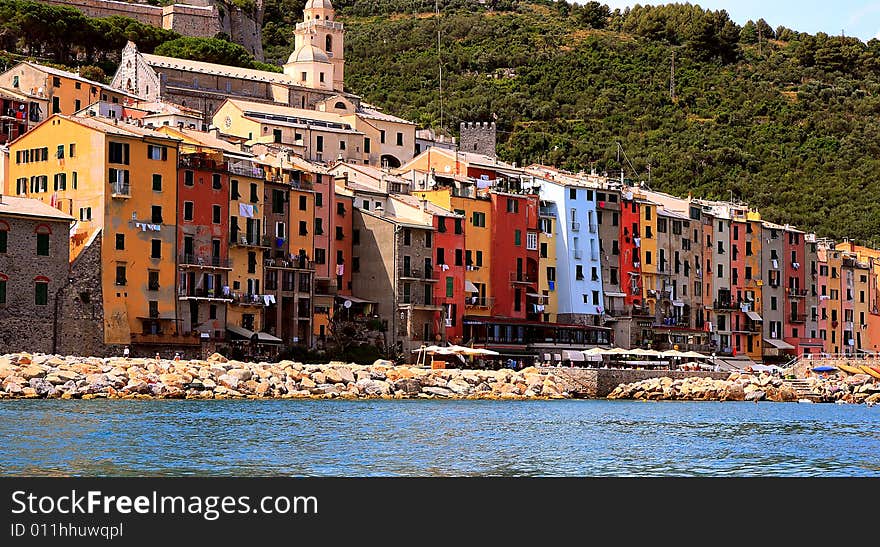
[[607, 371, 880, 405], [0, 353, 570, 400]]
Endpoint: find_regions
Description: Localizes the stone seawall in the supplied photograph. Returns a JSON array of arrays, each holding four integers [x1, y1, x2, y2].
[[0, 353, 570, 400], [539, 367, 729, 398]]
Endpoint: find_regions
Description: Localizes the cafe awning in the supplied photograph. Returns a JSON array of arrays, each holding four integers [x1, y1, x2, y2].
[[562, 349, 585, 361], [226, 325, 255, 340], [746, 311, 763, 321], [604, 292, 627, 298], [337, 295, 376, 304], [464, 280, 479, 293], [254, 331, 283, 344], [764, 338, 795, 350]]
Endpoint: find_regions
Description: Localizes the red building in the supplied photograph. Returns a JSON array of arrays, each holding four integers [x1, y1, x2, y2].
[[176, 151, 231, 338], [0, 89, 36, 144], [433, 209, 466, 343], [784, 226, 808, 351], [490, 192, 539, 320], [313, 173, 352, 343], [619, 192, 643, 309]]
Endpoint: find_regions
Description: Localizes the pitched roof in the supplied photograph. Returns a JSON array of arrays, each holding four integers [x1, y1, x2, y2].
[[141, 54, 297, 86], [0, 195, 74, 222], [357, 104, 415, 125], [23, 62, 138, 100], [67, 114, 183, 141]]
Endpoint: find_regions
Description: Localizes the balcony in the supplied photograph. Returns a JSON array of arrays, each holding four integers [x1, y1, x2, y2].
[[230, 292, 267, 306], [509, 272, 537, 284], [790, 313, 807, 323], [573, 249, 583, 259], [571, 221, 580, 232], [712, 300, 737, 311], [179, 156, 224, 171], [178, 287, 233, 301], [401, 268, 438, 282], [466, 296, 494, 309], [786, 287, 808, 298], [265, 257, 314, 270], [178, 254, 232, 270], [539, 206, 556, 217], [228, 161, 264, 178], [230, 234, 271, 249], [588, 223, 598, 233], [110, 182, 130, 198]]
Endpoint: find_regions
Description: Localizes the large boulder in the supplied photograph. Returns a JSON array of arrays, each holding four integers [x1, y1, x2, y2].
[[207, 353, 228, 363], [393, 378, 422, 396], [421, 386, 454, 398], [356, 379, 391, 396], [227, 369, 252, 382], [28, 377, 54, 397]]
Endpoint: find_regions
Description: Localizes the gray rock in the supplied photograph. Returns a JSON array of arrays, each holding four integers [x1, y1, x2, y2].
[[744, 390, 765, 401], [421, 386, 455, 398], [393, 378, 422, 395], [356, 379, 391, 396], [28, 377, 54, 397], [227, 369, 252, 382]]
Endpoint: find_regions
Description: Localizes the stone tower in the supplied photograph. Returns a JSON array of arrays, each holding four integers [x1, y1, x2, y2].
[[459, 122, 497, 159], [285, 0, 345, 92]]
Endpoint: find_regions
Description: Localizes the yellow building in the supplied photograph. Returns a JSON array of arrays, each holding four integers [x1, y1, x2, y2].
[[7, 114, 181, 348], [413, 187, 493, 317], [0, 62, 132, 117], [824, 247, 843, 353], [835, 241, 880, 353], [538, 203, 558, 323], [637, 198, 659, 317]]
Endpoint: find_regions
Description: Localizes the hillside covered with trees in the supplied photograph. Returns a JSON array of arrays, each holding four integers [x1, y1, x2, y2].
[[268, 0, 880, 244], [1, 0, 879, 243]]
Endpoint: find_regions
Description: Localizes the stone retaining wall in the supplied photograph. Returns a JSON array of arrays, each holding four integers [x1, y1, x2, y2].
[[540, 367, 729, 398]]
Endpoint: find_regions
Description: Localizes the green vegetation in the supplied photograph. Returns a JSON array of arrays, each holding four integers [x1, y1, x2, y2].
[[314, 1, 880, 243], [154, 36, 281, 72]]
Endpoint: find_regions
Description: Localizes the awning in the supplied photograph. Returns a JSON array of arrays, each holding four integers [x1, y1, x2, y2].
[[746, 311, 763, 321], [337, 295, 376, 304], [553, 353, 562, 361], [226, 325, 255, 340], [764, 338, 795, 350], [254, 331, 283, 344], [543, 353, 551, 361], [562, 349, 585, 361], [464, 280, 479, 293], [526, 292, 546, 298], [604, 292, 627, 298]]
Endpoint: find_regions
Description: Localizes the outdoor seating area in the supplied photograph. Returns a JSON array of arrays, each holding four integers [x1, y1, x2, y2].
[[541, 347, 720, 371]]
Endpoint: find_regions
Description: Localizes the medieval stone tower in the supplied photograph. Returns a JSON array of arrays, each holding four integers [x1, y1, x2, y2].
[[459, 122, 497, 159], [284, 0, 345, 92]]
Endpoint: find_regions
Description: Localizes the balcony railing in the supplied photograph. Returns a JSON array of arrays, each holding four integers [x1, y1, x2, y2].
[[179, 156, 224, 171], [571, 221, 580, 232], [265, 257, 314, 270], [178, 254, 232, 269], [110, 182, 130, 198], [230, 234, 272, 248], [230, 292, 267, 306], [786, 288, 808, 298], [178, 288, 232, 301], [401, 268, 437, 281], [712, 300, 737, 311], [466, 296, 494, 308], [228, 162, 264, 178], [588, 223, 598, 233], [509, 272, 537, 283], [790, 313, 808, 323], [539, 206, 556, 217]]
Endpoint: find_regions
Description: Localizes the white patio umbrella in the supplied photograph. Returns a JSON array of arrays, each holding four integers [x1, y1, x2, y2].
[[661, 349, 688, 358], [681, 350, 708, 359]]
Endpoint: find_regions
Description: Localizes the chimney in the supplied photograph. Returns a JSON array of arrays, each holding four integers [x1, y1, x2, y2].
[[420, 198, 428, 212]]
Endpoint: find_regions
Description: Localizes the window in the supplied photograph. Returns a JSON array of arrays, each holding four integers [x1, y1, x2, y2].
[[380, 130, 386, 144], [569, 188, 577, 200], [299, 195, 307, 211], [592, 290, 600, 306], [771, 296, 777, 310], [52, 97, 60, 114], [116, 264, 127, 286], [402, 282, 410, 303], [364, 138, 371, 154], [315, 218, 323, 235], [184, 170, 194, 186], [151, 206, 162, 224], [396, 132, 403, 146], [514, 230, 521, 246], [147, 145, 167, 161], [612, 212, 619, 226], [476, 250, 483, 267], [248, 251, 257, 274], [276, 222, 286, 238], [335, 226, 344, 240], [0, 228, 6, 254], [209, 305, 217, 320], [645, 251, 652, 265], [591, 267, 599, 281], [645, 207, 652, 221], [148, 270, 160, 291], [745, 266, 752, 280], [506, 199, 519, 213], [547, 267, 556, 282], [336, 202, 346, 216], [151, 239, 161, 259], [272, 189, 285, 214], [212, 174, 222, 189], [108, 142, 129, 164], [352, 257, 360, 272], [78, 207, 92, 221], [316, 136, 324, 152], [0, 277, 5, 304], [315, 248, 326, 264], [183, 201, 194, 221], [353, 229, 360, 245], [576, 265, 584, 280], [425, 231, 432, 248], [250, 183, 259, 203], [540, 242, 548, 258], [612, 240, 619, 255], [526, 232, 538, 251], [610, 268, 618, 284], [56, 144, 64, 159], [472, 211, 486, 227], [115, 233, 124, 250], [717, 221, 724, 232], [35, 281, 48, 306], [301, 71, 307, 82], [657, 218, 667, 233], [36, 233, 49, 256], [53, 173, 66, 191], [454, 249, 462, 266], [745, 241, 752, 256], [152, 174, 162, 191], [231, 180, 240, 200], [213, 205, 221, 224], [717, 264, 724, 278], [645, 225, 653, 239], [299, 221, 308, 236], [403, 229, 411, 246], [319, 72, 325, 83]]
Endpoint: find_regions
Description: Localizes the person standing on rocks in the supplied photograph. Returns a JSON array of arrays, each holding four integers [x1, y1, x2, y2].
[[123, 346, 130, 359]]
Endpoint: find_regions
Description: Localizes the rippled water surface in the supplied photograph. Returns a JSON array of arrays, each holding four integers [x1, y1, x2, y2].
[[1, 400, 878, 476]]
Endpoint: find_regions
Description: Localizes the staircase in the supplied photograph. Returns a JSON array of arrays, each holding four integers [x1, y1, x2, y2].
[[784, 378, 821, 402]]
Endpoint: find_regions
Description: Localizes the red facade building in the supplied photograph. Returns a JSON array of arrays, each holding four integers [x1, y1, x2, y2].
[[433, 210, 466, 343], [490, 192, 539, 320]]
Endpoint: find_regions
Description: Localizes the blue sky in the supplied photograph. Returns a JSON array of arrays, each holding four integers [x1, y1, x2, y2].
[[592, 1, 880, 42]]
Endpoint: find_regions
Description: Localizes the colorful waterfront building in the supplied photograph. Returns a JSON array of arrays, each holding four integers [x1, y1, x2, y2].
[[537, 199, 558, 324], [730, 212, 764, 362], [7, 114, 182, 353]]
